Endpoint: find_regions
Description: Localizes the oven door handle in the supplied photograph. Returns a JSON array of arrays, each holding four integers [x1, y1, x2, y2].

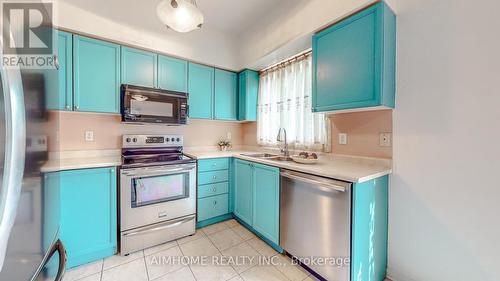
[[122, 215, 195, 237], [122, 166, 195, 177]]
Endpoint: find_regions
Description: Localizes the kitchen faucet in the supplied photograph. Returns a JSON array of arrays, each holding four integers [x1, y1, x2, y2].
[[276, 128, 290, 157]]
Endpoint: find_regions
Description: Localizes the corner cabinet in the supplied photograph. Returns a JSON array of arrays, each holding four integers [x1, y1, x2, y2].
[[45, 167, 117, 268], [234, 159, 280, 246], [312, 2, 396, 112], [238, 70, 259, 121], [188, 62, 215, 119], [73, 35, 121, 113], [121, 47, 158, 88], [214, 69, 238, 120]]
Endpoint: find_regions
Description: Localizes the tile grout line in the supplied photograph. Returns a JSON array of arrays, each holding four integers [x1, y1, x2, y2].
[[143, 254, 151, 281], [99, 258, 104, 281], [177, 241, 200, 281]]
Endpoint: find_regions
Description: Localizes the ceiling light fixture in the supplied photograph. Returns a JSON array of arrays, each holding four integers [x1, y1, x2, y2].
[[156, 0, 204, 33]]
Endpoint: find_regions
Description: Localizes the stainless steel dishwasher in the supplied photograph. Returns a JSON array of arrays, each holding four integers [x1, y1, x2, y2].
[[280, 169, 352, 281]]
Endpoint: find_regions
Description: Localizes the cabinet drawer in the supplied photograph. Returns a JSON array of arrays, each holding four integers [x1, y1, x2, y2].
[[198, 182, 229, 198], [198, 158, 229, 172], [198, 194, 229, 221], [198, 170, 228, 185]]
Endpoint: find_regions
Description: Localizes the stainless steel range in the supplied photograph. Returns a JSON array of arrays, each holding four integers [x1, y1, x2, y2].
[[119, 134, 196, 255]]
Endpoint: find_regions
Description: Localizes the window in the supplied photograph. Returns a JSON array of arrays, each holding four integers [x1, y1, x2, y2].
[[257, 53, 329, 151]]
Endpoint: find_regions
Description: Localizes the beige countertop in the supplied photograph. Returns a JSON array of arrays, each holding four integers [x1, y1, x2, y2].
[[41, 148, 392, 183], [41, 150, 121, 173], [184, 149, 392, 183]]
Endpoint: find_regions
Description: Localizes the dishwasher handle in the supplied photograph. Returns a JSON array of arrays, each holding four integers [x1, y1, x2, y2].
[[280, 171, 351, 192]]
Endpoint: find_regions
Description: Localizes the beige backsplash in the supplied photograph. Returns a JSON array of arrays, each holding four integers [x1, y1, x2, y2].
[[50, 111, 244, 152], [330, 110, 393, 159], [49, 110, 392, 159]]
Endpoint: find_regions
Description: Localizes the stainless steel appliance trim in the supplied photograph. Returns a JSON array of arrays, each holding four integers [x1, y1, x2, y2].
[[280, 171, 351, 192], [280, 169, 352, 281], [30, 239, 67, 281], [121, 164, 196, 177], [122, 214, 195, 237], [0, 41, 26, 270], [120, 162, 197, 231]]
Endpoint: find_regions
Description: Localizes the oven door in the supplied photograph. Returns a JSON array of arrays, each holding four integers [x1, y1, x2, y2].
[[120, 163, 196, 231], [121, 85, 188, 124]]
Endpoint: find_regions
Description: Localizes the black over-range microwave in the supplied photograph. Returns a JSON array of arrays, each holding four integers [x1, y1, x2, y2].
[[121, 84, 189, 125]]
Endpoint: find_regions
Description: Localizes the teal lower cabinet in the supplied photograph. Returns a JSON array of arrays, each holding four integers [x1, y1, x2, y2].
[[233, 159, 253, 226], [252, 163, 280, 245], [351, 175, 389, 281], [233, 159, 281, 248], [45, 167, 117, 269], [196, 158, 231, 227]]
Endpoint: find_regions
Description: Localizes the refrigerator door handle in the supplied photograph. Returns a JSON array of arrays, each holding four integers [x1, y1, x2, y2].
[[0, 41, 27, 270], [30, 239, 67, 281]]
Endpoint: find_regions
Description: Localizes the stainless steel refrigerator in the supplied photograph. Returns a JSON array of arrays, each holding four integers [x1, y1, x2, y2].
[[0, 45, 66, 280]]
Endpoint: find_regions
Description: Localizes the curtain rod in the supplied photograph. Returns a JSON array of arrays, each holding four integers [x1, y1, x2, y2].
[[260, 49, 312, 75]]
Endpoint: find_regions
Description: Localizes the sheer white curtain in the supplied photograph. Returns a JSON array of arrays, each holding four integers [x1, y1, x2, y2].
[[257, 54, 329, 151]]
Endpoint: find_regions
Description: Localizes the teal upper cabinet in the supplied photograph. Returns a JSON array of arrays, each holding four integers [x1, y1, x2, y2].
[[121, 46, 158, 88], [312, 2, 396, 112], [47, 31, 72, 111], [214, 69, 238, 120], [234, 159, 253, 226], [73, 36, 121, 113], [238, 70, 259, 121], [54, 167, 117, 268], [252, 163, 280, 245], [188, 62, 214, 119], [158, 55, 188, 92]]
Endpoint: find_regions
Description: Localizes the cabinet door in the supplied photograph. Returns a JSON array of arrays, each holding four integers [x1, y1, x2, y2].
[[121, 47, 158, 88], [238, 70, 259, 121], [158, 55, 188, 92], [313, 2, 395, 112], [214, 69, 238, 120], [188, 63, 214, 119], [59, 167, 117, 268], [234, 160, 253, 225], [73, 36, 121, 113], [252, 163, 280, 244], [47, 30, 72, 111]]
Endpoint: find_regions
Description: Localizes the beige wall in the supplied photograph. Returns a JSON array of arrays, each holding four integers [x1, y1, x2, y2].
[[50, 111, 244, 151], [330, 110, 392, 159]]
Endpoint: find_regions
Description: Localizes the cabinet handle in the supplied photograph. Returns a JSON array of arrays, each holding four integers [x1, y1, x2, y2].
[[212, 176, 217, 180], [65, 105, 70, 110], [212, 187, 217, 192], [213, 201, 217, 208], [74, 105, 79, 110], [54, 55, 59, 70]]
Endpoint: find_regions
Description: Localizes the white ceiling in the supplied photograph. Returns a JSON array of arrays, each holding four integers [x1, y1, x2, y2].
[[61, 0, 301, 36]]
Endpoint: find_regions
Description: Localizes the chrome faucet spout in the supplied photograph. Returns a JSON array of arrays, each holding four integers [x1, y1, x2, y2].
[[276, 128, 289, 157]]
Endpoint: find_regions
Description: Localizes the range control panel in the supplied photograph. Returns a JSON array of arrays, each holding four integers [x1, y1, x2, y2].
[[122, 135, 183, 147]]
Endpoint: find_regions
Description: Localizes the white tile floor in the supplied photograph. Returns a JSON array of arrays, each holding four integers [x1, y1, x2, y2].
[[63, 219, 315, 281]]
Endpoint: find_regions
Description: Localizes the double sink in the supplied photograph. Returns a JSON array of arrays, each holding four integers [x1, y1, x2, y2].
[[240, 153, 293, 162]]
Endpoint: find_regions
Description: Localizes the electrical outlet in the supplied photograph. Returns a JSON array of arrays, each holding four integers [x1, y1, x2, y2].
[[227, 132, 232, 141], [338, 133, 347, 145], [379, 132, 392, 147], [85, 131, 94, 142]]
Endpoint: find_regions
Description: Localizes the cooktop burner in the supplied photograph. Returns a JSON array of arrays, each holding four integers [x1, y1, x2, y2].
[[121, 135, 195, 168]]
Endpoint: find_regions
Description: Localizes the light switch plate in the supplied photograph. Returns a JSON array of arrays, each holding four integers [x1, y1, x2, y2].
[[338, 133, 347, 145], [379, 132, 392, 147], [85, 131, 94, 142], [227, 132, 232, 141]]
